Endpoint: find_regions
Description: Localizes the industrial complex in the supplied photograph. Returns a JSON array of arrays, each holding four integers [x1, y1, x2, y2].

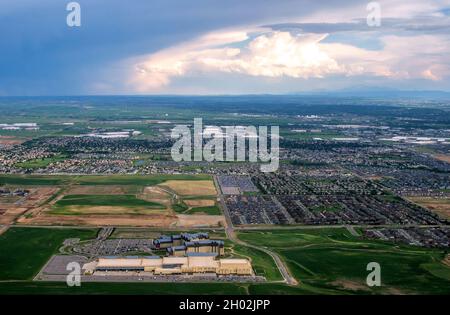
[[72, 232, 253, 277], [92, 253, 252, 275]]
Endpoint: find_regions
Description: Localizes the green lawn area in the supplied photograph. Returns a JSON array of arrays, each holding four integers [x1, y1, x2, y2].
[[2, 226, 448, 295], [185, 205, 222, 215], [0, 280, 335, 295], [238, 228, 450, 295], [0, 281, 248, 295], [75, 174, 212, 186], [54, 194, 165, 208], [0, 174, 212, 186], [0, 175, 69, 186], [232, 244, 282, 281], [49, 194, 166, 215], [281, 131, 342, 140], [172, 201, 189, 213], [0, 227, 97, 280], [15, 154, 67, 169]]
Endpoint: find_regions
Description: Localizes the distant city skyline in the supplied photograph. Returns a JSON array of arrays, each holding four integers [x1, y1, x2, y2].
[[1, 0, 450, 96]]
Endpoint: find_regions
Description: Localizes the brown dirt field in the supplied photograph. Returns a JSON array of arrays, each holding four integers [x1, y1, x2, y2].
[[53, 205, 168, 215], [0, 187, 59, 224], [24, 187, 58, 204], [409, 197, 450, 219], [13, 184, 223, 228], [385, 288, 407, 295], [0, 195, 22, 204], [17, 213, 178, 227], [330, 280, 369, 292], [143, 186, 171, 197], [443, 255, 450, 267], [184, 199, 216, 207], [175, 214, 225, 227], [0, 207, 29, 224], [111, 230, 165, 239], [433, 154, 450, 163], [65, 185, 132, 195], [18, 211, 224, 227], [0, 136, 26, 145], [159, 180, 217, 196], [139, 186, 173, 207]]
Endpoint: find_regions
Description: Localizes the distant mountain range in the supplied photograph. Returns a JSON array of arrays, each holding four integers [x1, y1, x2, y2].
[[290, 87, 450, 99]]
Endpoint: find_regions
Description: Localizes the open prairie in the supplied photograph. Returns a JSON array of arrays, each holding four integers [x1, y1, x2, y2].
[[2, 175, 223, 227], [408, 196, 450, 219], [238, 228, 450, 294], [433, 154, 450, 163], [159, 180, 217, 196]]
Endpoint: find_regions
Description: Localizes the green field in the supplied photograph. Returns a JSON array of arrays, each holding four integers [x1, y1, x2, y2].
[[0, 175, 67, 186], [237, 228, 450, 294], [15, 154, 67, 169], [0, 227, 97, 280], [1, 226, 449, 294], [54, 194, 165, 208], [232, 244, 283, 281], [281, 131, 342, 140], [49, 194, 166, 215], [0, 174, 212, 186], [185, 205, 221, 215], [0, 281, 249, 295], [172, 201, 189, 213], [110, 229, 227, 239]]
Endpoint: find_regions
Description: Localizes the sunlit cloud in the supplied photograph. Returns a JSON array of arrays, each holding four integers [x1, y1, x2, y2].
[[129, 27, 450, 92]]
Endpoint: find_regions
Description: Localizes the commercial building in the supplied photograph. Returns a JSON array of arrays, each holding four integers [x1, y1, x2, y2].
[[153, 233, 225, 256], [167, 240, 225, 256], [153, 232, 210, 249], [94, 253, 252, 276]]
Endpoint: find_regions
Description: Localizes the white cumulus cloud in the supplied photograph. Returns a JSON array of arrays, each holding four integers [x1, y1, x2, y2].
[[128, 10, 450, 92]]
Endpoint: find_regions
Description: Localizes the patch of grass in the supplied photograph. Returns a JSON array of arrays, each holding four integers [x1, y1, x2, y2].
[[182, 195, 217, 200], [76, 175, 212, 186], [0, 174, 212, 186], [310, 204, 343, 212], [379, 194, 403, 203], [238, 228, 450, 294], [49, 194, 166, 215], [0, 227, 97, 280], [0, 175, 70, 186], [282, 131, 342, 140], [185, 205, 221, 215], [15, 154, 67, 169], [54, 194, 165, 208], [0, 281, 248, 295], [232, 244, 282, 281], [172, 201, 189, 213]]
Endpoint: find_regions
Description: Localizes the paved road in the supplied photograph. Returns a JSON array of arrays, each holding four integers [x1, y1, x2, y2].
[[225, 226, 298, 285], [214, 176, 298, 286]]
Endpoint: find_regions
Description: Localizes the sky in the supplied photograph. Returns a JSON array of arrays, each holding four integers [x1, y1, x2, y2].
[[1, 0, 450, 95]]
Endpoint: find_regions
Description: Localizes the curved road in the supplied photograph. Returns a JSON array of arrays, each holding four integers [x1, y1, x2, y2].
[[225, 226, 298, 285], [214, 176, 298, 286]]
